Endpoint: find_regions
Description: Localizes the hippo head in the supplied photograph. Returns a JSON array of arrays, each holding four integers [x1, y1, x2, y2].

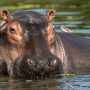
[[0, 9, 62, 79], [0, 9, 53, 47]]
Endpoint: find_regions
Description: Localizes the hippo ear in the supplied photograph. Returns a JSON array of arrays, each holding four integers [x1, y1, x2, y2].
[[0, 9, 13, 22], [46, 9, 56, 21]]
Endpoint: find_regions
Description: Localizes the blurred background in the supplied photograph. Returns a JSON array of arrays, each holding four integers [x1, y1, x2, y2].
[[0, 0, 90, 35]]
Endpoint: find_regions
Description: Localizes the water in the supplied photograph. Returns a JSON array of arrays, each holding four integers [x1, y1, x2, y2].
[[0, 75, 90, 90], [0, 0, 90, 90]]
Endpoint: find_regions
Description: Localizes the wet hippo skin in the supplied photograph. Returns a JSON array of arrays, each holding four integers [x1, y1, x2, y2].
[[0, 9, 90, 79], [55, 33, 90, 74]]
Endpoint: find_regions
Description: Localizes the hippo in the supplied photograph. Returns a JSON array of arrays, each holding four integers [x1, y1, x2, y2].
[[0, 9, 63, 78], [0, 9, 90, 79], [12, 9, 63, 79], [12, 9, 90, 78]]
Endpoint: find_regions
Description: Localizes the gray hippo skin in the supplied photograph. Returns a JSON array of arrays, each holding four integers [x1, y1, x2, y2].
[[0, 9, 90, 79], [54, 33, 90, 74]]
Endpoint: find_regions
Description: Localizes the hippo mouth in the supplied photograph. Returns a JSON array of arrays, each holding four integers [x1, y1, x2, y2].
[[13, 56, 62, 79]]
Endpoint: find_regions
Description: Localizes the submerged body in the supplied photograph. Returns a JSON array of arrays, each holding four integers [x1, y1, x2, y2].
[[54, 33, 90, 74]]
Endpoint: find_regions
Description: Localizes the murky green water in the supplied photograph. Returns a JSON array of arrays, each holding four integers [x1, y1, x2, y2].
[[0, 0, 90, 90]]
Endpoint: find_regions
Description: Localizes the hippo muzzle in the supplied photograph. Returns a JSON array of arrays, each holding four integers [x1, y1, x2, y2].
[[13, 55, 61, 79], [27, 58, 57, 70]]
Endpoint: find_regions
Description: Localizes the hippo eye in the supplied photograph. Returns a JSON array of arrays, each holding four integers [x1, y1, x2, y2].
[[10, 28, 16, 33]]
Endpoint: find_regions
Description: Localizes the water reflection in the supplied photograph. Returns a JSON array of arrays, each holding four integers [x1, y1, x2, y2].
[[57, 12, 81, 15], [0, 77, 59, 90], [57, 75, 90, 90], [0, 75, 90, 90]]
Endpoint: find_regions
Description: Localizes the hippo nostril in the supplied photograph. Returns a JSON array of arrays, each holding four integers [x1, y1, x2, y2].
[[37, 59, 51, 68], [50, 59, 57, 66], [39, 60, 46, 67], [27, 59, 35, 66]]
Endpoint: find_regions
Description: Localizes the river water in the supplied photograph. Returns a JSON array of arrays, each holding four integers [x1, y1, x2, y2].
[[0, 75, 90, 90], [0, 0, 90, 90]]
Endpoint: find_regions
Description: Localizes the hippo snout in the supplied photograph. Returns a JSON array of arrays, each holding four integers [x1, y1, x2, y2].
[[13, 56, 62, 79], [25, 58, 61, 79], [27, 58, 57, 70]]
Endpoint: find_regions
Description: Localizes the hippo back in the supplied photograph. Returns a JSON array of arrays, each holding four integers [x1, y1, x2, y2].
[[56, 33, 90, 74]]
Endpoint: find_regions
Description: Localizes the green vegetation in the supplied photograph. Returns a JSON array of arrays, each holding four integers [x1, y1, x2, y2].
[[61, 74, 75, 77], [54, 73, 75, 78], [0, 0, 90, 6], [0, 0, 90, 10]]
